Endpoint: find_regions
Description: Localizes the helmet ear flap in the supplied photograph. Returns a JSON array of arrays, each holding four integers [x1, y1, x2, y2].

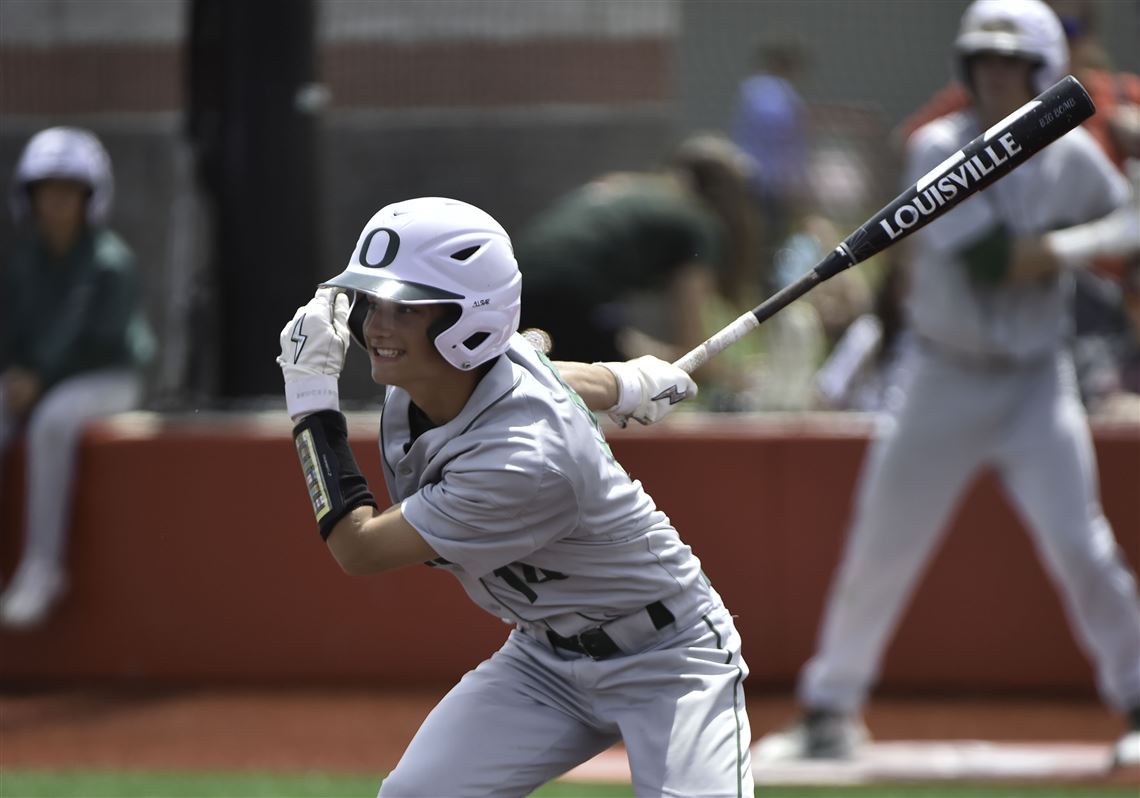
[[427, 303, 463, 350], [347, 291, 369, 350]]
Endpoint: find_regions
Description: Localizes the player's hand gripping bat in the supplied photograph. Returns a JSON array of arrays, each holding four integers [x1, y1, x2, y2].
[[672, 75, 1096, 375]]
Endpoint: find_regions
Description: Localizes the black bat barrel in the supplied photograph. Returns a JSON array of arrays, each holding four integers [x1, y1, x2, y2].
[[816, 75, 1095, 280]]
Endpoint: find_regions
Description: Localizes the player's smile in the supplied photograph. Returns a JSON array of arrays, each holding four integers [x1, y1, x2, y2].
[[362, 298, 453, 385], [369, 345, 404, 360]]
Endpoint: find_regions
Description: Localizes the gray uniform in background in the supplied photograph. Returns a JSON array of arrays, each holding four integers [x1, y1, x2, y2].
[[377, 335, 752, 798], [799, 112, 1140, 717]]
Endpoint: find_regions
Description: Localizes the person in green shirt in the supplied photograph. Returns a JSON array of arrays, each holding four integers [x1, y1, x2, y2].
[[0, 127, 154, 629], [516, 134, 759, 382]]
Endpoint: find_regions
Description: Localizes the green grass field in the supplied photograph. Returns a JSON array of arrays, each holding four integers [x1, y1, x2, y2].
[[1, 771, 1137, 798]]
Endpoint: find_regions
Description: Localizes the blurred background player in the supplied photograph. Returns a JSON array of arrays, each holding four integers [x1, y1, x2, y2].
[[894, 0, 1140, 172], [730, 33, 813, 270], [517, 132, 831, 413], [893, 1, 1140, 389], [729, 36, 882, 412], [751, 0, 1140, 768], [0, 127, 154, 629], [516, 133, 758, 371], [277, 197, 752, 796]]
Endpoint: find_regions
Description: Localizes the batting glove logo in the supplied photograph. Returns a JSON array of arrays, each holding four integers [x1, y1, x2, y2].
[[651, 385, 687, 405], [290, 314, 308, 364]]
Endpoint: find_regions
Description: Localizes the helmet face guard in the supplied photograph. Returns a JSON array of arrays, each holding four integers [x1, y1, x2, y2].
[[323, 197, 522, 371], [954, 0, 1068, 95]]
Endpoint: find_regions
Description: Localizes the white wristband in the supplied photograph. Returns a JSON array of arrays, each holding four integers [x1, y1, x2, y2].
[[597, 361, 643, 416], [285, 374, 340, 422]]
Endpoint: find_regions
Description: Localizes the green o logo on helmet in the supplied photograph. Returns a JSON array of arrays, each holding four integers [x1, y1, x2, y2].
[[358, 227, 401, 269]]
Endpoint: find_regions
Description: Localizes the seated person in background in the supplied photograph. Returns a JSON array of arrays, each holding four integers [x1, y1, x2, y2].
[[0, 127, 154, 629], [814, 257, 915, 414], [516, 134, 759, 376]]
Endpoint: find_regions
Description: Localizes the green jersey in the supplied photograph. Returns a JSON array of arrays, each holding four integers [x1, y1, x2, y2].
[[517, 176, 724, 304], [1, 228, 154, 389]]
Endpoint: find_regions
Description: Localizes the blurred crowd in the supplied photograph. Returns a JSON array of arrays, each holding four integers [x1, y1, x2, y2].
[[517, 0, 1140, 421]]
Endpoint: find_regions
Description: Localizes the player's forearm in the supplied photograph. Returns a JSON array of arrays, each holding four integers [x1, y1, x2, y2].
[[554, 361, 619, 411], [326, 504, 439, 576], [559, 357, 698, 427], [1042, 205, 1140, 270]]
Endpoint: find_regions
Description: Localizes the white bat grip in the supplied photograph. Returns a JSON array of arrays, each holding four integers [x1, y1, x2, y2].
[[673, 311, 759, 374]]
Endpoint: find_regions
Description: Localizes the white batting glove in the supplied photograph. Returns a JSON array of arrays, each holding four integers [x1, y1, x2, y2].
[[598, 356, 698, 427], [277, 288, 351, 421]]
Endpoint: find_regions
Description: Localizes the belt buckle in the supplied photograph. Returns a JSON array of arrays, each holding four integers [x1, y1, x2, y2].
[[577, 627, 614, 660]]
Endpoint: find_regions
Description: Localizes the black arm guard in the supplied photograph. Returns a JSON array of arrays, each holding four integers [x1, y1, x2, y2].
[[292, 410, 377, 540]]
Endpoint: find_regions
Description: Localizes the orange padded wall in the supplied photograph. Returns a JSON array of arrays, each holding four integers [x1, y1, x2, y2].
[[1, 414, 1136, 693]]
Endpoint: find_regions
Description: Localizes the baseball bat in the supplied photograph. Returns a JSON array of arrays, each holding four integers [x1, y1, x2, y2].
[[673, 75, 1096, 374]]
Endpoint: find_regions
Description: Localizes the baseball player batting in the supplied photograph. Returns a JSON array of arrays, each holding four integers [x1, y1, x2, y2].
[[278, 197, 750, 796]]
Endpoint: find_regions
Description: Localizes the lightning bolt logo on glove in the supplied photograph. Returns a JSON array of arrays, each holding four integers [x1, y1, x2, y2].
[[289, 315, 309, 364], [651, 385, 688, 405]]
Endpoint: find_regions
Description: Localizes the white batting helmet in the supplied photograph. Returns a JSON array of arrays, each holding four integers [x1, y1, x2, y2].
[[955, 0, 1068, 95], [323, 197, 522, 371], [9, 126, 114, 225]]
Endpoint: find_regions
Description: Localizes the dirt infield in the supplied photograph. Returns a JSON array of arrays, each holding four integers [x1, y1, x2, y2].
[[2, 688, 1137, 787]]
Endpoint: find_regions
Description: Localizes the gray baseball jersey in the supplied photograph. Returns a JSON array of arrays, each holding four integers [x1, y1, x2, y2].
[[905, 112, 1129, 362], [377, 335, 752, 797], [797, 111, 1140, 720]]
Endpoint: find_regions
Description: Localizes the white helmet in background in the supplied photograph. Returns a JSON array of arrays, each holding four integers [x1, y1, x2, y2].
[[323, 197, 522, 371], [955, 0, 1068, 94], [10, 126, 115, 225]]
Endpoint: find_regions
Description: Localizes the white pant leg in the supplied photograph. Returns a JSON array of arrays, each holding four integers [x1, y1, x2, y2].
[[604, 604, 752, 798], [799, 352, 989, 713], [16, 370, 142, 575], [379, 632, 617, 798], [998, 357, 1140, 712]]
